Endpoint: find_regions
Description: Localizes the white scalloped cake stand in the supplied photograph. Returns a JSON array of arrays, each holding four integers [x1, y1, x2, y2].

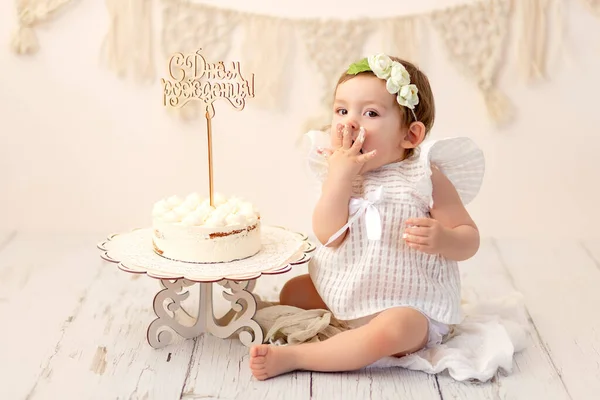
[[97, 225, 315, 349]]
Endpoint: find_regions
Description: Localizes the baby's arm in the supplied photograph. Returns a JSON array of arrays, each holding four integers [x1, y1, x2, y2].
[[312, 176, 352, 247], [312, 126, 374, 247], [429, 166, 480, 261]]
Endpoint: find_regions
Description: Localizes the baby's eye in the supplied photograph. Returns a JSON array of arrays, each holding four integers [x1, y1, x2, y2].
[[365, 110, 379, 118], [336, 108, 348, 116]]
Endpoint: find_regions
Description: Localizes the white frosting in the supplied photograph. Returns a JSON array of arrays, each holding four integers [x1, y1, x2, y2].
[[152, 192, 260, 228], [151, 192, 262, 263]]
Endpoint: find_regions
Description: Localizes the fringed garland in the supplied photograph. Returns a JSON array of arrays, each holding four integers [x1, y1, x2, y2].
[[100, 0, 155, 84], [380, 16, 421, 65], [12, 0, 597, 128], [157, 0, 518, 127], [513, 0, 553, 82], [241, 15, 294, 111]]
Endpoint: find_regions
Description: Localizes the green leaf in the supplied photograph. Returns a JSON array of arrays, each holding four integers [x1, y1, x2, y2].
[[347, 58, 371, 75]]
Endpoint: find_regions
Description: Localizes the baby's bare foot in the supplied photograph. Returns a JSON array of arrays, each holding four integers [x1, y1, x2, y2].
[[249, 344, 298, 380]]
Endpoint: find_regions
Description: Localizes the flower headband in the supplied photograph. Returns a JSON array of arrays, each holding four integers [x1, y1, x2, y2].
[[347, 54, 419, 121]]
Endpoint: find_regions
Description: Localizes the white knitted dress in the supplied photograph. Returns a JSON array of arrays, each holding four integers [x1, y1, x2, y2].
[[305, 131, 485, 325]]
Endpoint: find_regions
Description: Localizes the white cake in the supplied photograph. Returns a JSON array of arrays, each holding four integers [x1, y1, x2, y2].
[[151, 192, 262, 263]]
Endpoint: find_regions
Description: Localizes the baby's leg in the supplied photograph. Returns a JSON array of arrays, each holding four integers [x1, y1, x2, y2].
[[279, 274, 328, 310], [249, 307, 428, 380]]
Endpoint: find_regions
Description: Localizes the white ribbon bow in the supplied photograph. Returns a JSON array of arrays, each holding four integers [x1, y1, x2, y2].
[[325, 186, 384, 246]]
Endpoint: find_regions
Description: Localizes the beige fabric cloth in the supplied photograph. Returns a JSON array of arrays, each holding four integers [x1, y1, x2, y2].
[[254, 302, 351, 345]]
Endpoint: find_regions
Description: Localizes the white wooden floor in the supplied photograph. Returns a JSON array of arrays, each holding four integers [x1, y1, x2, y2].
[[1, 231, 599, 400]]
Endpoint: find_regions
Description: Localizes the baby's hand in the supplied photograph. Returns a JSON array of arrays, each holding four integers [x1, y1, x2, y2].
[[402, 217, 449, 254], [318, 125, 376, 183]]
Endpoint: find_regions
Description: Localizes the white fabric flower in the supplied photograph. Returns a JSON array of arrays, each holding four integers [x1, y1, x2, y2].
[[397, 84, 419, 109], [386, 62, 410, 94], [386, 77, 401, 94], [367, 54, 393, 79]]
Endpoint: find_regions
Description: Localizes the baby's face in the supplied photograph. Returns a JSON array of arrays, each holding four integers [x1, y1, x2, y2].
[[332, 74, 406, 172]]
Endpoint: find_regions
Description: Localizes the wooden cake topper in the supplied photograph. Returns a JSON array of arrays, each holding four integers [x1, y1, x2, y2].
[[161, 49, 255, 206]]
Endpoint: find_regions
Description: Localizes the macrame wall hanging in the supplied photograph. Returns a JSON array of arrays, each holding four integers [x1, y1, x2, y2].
[[10, 0, 77, 54], [430, 0, 512, 125]]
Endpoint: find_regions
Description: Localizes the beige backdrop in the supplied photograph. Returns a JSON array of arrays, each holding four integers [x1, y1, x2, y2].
[[1, 0, 599, 239]]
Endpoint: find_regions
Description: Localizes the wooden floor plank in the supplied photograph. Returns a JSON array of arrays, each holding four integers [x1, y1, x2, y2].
[[310, 369, 441, 400], [434, 238, 501, 400], [22, 256, 196, 400], [434, 239, 571, 400], [495, 238, 600, 400], [0, 234, 107, 400], [181, 333, 311, 399]]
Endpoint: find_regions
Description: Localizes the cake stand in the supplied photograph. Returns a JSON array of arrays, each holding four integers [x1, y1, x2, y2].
[[96, 225, 315, 349]]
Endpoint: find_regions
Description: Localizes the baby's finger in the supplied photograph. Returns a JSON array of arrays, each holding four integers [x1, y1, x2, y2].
[[404, 226, 428, 237], [342, 126, 353, 149], [403, 234, 429, 245], [350, 127, 365, 154], [317, 147, 334, 159], [332, 124, 344, 148], [356, 149, 377, 163], [405, 217, 433, 227]]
